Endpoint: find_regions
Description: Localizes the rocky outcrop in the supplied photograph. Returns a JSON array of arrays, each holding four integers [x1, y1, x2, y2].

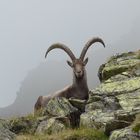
[[35, 97, 81, 135], [43, 97, 81, 128], [81, 50, 140, 137], [36, 117, 69, 135], [98, 50, 140, 81], [0, 119, 16, 140], [110, 127, 140, 140], [9, 115, 40, 135], [1, 50, 140, 139]]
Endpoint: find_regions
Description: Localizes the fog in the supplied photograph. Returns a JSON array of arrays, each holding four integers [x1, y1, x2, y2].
[[0, 0, 140, 117]]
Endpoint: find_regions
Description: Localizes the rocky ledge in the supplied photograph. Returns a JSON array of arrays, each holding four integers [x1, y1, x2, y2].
[[1, 50, 140, 140]]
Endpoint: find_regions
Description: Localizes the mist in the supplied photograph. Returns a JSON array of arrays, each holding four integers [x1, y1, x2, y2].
[[0, 0, 140, 117]]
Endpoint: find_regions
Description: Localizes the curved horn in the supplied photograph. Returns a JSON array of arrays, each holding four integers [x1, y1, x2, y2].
[[45, 43, 76, 61], [80, 37, 105, 60]]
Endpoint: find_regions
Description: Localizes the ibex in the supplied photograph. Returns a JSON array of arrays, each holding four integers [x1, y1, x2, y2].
[[34, 37, 105, 111]]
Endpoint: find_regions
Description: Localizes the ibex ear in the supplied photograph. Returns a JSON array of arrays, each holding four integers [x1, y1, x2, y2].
[[83, 57, 88, 66], [67, 60, 73, 67]]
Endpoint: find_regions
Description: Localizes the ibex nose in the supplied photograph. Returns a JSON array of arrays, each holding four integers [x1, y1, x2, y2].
[[77, 71, 82, 73]]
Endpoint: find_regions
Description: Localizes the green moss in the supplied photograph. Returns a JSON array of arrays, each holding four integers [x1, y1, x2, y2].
[[117, 91, 140, 111], [132, 123, 140, 133], [36, 117, 69, 135], [102, 65, 129, 81], [96, 77, 140, 95], [10, 114, 40, 134], [16, 128, 108, 140], [0, 119, 9, 129], [136, 51, 140, 59], [136, 54, 140, 59], [45, 97, 78, 117], [102, 56, 140, 80], [132, 114, 140, 133]]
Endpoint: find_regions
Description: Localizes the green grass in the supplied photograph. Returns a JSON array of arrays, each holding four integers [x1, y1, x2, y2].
[[16, 128, 108, 140], [132, 114, 140, 133]]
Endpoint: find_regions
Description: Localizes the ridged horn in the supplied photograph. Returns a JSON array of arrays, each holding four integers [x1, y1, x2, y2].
[[45, 43, 76, 61], [80, 37, 105, 60]]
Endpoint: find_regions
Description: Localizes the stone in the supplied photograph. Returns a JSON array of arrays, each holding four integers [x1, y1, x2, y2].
[[98, 50, 140, 81], [116, 89, 140, 111], [114, 110, 136, 122], [2, 50, 140, 139], [44, 97, 80, 128], [0, 119, 16, 140], [36, 117, 70, 135], [9, 115, 40, 134], [94, 77, 140, 96], [103, 96, 121, 111], [105, 119, 130, 136], [0, 128, 16, 140], [44, 97, 79, 117], [110, 127, 140, 140], [80, 110, 114, 130], [68, 98, 87, 112], [85, 101, 105, 112], [87, 91, 121, 112]]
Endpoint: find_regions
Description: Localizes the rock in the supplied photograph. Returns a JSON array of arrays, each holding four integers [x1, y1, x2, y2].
[[0, 119, 9, 129], [1, 50, 140, 139], [44, 97, 79, 117], [80, 110, 101, 128], [94, 50, 140, 139], [103, 96, 121, 111], [85, 101, 105, 111], [110, 127, 140, 140], [0, 128, 16, 140], [98, 63, 106, 82], [80, 109, 114, 129], [88, 94, 103, 103], [105, 119, 131, 136], [68, 98, 87, 112], [98, 50, 140, 81], [114, 110, 136, 122], [0, 119, 16, 140], [104, 73, 130, 83], [80, 76, 140, 136], [36, 117, 70, 135], [89, 76, 140, 118], [116, 89, 140, 111], [9, 114, 40, 134], [87, 91, 121, 112], [93, 77, 140, 96], [44, 97, 81, 128]]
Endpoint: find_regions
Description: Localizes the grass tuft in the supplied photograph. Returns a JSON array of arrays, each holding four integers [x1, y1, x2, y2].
[[16, 127, 108, 140], [132, 114, 140, 133]]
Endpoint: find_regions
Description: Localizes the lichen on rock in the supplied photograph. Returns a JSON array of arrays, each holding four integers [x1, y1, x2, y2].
[[36, 117, 69, 135], [110, 127, 140, 140], [44, 97, 81, 128], [98, 50, 140, 81], [2, 50, 140, 140], [0, 119, 16, 140], [81, 50, 140, 139]]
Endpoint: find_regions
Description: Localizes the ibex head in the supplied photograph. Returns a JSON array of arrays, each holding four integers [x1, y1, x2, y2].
[[45, 37, 105, 79]]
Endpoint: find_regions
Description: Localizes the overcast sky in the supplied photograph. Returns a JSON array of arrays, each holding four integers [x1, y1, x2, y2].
[[0, 0, 140, 107]]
